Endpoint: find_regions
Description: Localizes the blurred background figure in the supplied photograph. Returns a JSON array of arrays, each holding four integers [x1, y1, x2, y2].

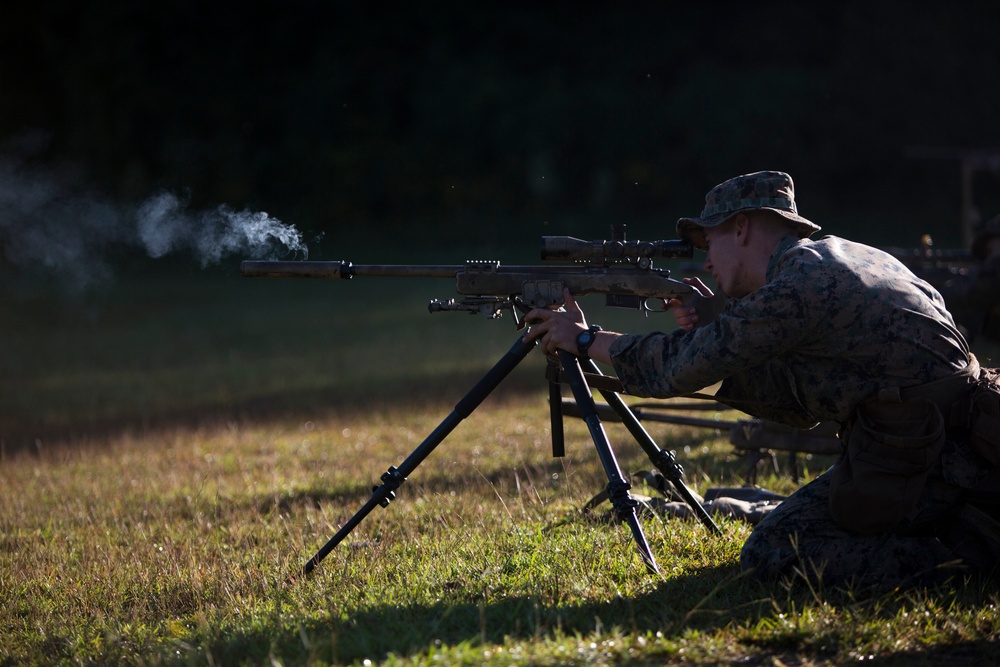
[[939, 214, 1000, 345]]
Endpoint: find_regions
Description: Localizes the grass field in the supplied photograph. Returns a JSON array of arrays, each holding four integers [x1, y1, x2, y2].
[[2, 261, 1000, 665]]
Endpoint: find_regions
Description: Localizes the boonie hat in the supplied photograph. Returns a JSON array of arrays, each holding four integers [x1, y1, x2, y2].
[[677, 171, 821, 250]]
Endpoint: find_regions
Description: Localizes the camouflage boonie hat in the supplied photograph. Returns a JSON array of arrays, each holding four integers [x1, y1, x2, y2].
[[972, 213, 1000, 260], [677, 171, 822, 250]]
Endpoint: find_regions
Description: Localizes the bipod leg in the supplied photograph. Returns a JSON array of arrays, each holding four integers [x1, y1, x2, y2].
[[547, 355, 565, 457], [301, 334, 537, 576], [579, 358, 721, 536], [556, 350, 660, 574]]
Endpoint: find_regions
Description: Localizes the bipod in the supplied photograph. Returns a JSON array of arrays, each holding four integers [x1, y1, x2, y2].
[[554, 350, 660, 573], [549, 359, 721, 536], [302, 332, 662, 576]]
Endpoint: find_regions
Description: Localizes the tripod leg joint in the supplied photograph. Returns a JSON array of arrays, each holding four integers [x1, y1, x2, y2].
[[375, 466, 407, 508], [606, 480, 640, 519], [649, 451, 684, 481]]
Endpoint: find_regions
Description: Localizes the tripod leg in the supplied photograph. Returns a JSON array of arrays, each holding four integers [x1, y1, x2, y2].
[[302, 334, 537, 575], [547, 355, 565, 457], [579, 359, 721, 536], [557, 351, 660, 575]]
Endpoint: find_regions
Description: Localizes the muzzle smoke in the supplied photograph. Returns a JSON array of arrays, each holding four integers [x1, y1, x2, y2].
[[136, 191, 307, 265], [0, 154, 308, 292]]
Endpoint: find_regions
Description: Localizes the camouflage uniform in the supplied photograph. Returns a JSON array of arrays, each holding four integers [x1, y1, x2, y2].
[[611, 234, 971, 426], [609, 172, 999, 588]]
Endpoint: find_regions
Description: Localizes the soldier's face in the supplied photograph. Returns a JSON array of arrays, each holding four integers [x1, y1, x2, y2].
[[702, 219, 750, 298]]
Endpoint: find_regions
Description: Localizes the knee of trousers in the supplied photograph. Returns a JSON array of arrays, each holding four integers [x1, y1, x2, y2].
[[739, 520, 797, 577], [739, 526, 770, 573]]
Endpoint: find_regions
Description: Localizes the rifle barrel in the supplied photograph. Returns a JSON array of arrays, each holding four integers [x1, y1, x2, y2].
[[240, 260, 462, 279]]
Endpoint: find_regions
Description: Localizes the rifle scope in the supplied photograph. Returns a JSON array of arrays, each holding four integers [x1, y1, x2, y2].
[[540, 236, 693, 264]]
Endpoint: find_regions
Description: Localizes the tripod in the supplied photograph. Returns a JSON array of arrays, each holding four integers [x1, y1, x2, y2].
[[301, 333, 719, 577]]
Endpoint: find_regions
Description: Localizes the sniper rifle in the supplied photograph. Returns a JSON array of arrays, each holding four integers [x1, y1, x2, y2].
[[241, 231, 717, 325], [242, 227, 722, 578]]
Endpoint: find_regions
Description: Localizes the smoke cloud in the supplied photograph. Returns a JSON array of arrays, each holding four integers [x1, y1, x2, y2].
[[0, 154, 308, 293], [136, 191, 308, 265]]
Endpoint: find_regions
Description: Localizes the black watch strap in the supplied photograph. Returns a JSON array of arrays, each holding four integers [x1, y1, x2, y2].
[[575, 324, 603, 358]]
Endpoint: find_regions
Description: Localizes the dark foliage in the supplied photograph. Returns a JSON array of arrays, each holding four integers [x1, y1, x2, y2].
[[3, 1, 1000, 249]]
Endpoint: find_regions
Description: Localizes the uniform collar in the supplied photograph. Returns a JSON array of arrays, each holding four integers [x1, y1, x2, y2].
[[766, 234, 801, 282]]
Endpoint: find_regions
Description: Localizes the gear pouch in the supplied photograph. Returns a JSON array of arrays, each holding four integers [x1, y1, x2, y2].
[[829, 397, 945, 534]]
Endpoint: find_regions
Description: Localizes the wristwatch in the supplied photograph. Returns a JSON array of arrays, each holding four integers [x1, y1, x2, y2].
[[575, 325, 603, 358]]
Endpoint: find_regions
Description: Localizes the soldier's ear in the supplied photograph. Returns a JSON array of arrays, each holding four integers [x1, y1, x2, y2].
[[733, 213, 751, 246]]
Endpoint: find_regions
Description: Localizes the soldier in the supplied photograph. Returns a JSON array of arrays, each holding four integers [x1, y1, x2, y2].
[[525, 171, 1000, 588], [939, 214, 1000, 343]]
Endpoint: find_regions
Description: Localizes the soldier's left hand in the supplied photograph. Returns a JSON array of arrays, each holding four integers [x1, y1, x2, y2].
[[523, 288, 588, 356]]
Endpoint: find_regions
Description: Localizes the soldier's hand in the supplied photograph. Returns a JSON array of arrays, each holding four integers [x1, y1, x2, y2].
[[666, 277, 714, 332], [523, 288, 588, 356]]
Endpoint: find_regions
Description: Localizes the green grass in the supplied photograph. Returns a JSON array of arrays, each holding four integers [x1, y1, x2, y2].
[[2, 263, 999, 665]]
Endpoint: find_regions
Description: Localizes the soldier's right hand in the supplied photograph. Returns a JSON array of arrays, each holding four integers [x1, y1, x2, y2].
[[667, 277, 714, 332]]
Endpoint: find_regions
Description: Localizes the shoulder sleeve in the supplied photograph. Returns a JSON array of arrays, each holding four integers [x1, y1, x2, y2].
[[609, 250, 824, 398]]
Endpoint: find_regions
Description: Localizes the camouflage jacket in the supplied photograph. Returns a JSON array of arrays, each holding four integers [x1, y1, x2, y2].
[[609, 235, 972, 428]]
